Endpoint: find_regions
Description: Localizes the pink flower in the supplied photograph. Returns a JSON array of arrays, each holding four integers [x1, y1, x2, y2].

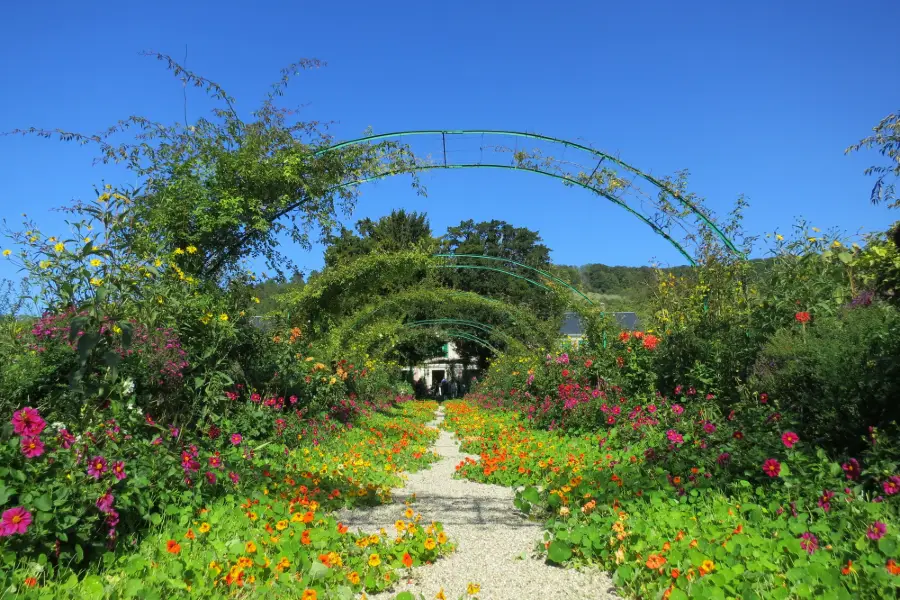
[[20, 435, 45, 458], [11, 407, 46, 436], [867, 521, 887, 540], [112, 460, 127, 481], [671, 404, 684, 416], [817, 489, 834, 512], [703, 421, 716, 434], [759, 393, 768, 404], [87, 456, 108, 479], [96, 492, 115, 513], [0, 507, 32, 536], [799, 532, 818, 554], [205, 471, 217, 485], [58, 429, 75, 449], [762, 458, 781, 478], [842, 458, 860, 480], [781, 431, 800, 449], [228, 471, 240, 485], [883, 476, 900, 496], [666, 429, 684, 445], [208, 454, 223, 469], [230, 433, 242, 445]]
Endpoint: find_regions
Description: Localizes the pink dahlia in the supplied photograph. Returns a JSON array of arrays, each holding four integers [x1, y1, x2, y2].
[[0, 507, 32, 536], [11, 407, 46, 436]]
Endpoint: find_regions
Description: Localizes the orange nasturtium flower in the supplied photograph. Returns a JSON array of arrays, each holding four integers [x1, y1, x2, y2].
[[245, 541, 257, 554], [301, 590, 317, 600], [166, 540, 181, 554], [185, 529, 196, 540], [337, 522, 349, 534], [699, 560, 715, 575], [670, 568, 680, 579], [424, 538, 437, 550], [348, 571, 361, 585], [403, 552, 413, 568], [645, 554, 667, 570]]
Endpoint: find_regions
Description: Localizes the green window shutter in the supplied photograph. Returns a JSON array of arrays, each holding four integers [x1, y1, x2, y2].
[[442, 343, 449, 357]]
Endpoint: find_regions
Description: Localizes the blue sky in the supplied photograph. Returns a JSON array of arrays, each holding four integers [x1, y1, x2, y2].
[[1, 0, 898, 281]]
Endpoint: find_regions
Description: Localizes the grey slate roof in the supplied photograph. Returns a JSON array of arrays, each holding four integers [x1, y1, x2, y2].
[[560, 311, 639, 336]]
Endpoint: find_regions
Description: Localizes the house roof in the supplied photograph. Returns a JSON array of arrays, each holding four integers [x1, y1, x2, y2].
[[560, 311, 639, 336]]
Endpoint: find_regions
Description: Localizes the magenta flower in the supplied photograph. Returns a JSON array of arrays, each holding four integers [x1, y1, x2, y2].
[[867, 521, 887, 540], [759, 393, 768, 404], [666, 429, 684, 445], [671, 404, 684, 416], [703, 421, 716, 434], [228, 471, 240, 485], [208, 454, 223, 469], [762, 458, 781, 478], [58, 429, 75, 449], [842, 458, 860, 481], [716, 452, 731, 466], [111, 460, 127, 481], [230, 433, 242, 446], [883, 476, 900, 496], [799, 532, 818, 554], [20, 435, 45, 458], [87, 456, 108, 479], [781, 431, 800, 449], [96, 492, 115, 513], [0, 507, 32, 536], [817, 489, 835, 512], [11, 407, 46, 436], [205, 471, 217, 485]]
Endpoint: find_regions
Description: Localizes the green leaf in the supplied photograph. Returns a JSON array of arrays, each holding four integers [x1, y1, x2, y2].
[[81, 575, 104, 600], [879, 537, 897, 555], [547, 540, 572, 564], [33, 493, 52, 512], [308, 561, 330, 581], [395, 593, 415, 600]]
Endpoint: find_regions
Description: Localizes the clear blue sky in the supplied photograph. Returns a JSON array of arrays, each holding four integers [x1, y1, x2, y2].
[[2, 0, 898, 281]]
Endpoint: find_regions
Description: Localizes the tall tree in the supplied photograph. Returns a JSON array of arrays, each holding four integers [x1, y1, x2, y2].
[[438, 220, 565, 366], [323, 209, 433, 267]]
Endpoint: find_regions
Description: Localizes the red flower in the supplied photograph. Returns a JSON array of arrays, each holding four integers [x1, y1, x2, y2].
[[733, 431, 744, 440], [887, 559, 900, 576], [781, 431, 799, 449], [166, 540, 181, 554], [762, 459, 781, 478], [402, 552, 413, 568], [561, 369, 569, 378], [618, 331, 630, 343], [642, 334, 660, 351], [584, 359, 593, 368], [795, 312, 811, 323]]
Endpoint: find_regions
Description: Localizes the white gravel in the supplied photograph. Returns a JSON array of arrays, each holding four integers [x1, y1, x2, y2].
[[337, 406, 620, 600]]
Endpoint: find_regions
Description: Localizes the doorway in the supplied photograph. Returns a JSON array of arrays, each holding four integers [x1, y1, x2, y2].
[[431, 370, 445, 394]]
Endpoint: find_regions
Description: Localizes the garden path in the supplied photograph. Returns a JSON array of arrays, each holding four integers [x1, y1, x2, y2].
[[338, 406, 619, 600]]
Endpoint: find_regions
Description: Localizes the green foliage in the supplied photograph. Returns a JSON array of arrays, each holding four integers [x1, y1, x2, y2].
[[751, 304, 900, 453], [323, 209, 435, 268]]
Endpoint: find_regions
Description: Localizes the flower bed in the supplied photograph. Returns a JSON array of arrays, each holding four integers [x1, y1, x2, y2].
[[2, 399, 453, 598], [444, 389, 900, 599]]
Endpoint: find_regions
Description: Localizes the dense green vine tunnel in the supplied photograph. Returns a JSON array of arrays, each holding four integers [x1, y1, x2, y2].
[[278, 130, 741, 364]]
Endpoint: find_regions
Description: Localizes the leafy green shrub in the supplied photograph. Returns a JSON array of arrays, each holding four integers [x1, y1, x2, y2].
[[751, 304, 900, 453]]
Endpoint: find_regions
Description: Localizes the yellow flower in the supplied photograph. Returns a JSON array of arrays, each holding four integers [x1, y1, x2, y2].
[[2, 249, 10, 257], [276, 520, 288, 531], [154, 258, 163, 267], [174, 248, 185, 255], [54, 243, 65, 253], [199, 522, 210, 533], [437, 531, 448, 544], [435, 590, 446, 600], [90, 258, 102, 267], [832, 240, 842, 248], [424, 538, 436, 550], [252, 296, 261, 303], [39, 260, 50, 269], [291, 512, 304, 523], [405, 508, 415, 519], [368, 553, 381, 567], [90, 278, 103, 286], [776, 234, 784, 241], [219, 313, 229, 322], [186, 245, 198, 254], [467, 583, 481, 595], [245, 541, 257, 553], [83, 237, 92, 243]]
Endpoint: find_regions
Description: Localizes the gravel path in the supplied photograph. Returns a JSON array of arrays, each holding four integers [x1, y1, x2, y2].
[[337, 406, 619, 600]]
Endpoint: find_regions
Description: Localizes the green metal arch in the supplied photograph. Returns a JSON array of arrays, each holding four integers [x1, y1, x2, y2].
[[315, 130, 745, 263], [436, 253, 594, 305], [404, 318, 520, 346]]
